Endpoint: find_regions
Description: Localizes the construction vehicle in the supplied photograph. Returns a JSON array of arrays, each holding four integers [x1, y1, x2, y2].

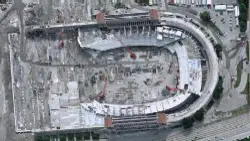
[[58, 40, 64, 49], [127, 48, 137, 60], [98, 76, 108, 100], [57, 30, 64, 49], [58, 30, 64, 38], [165, 84, 179, 92]]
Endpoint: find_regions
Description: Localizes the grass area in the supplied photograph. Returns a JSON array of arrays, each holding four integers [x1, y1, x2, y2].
[[247, 41, 249, 61], [240, 137, 250, 141], [231, 105, 248, 116], [242, 74, 249, 94], [241, 74, 250, 106], [234, 61, 243, 88]]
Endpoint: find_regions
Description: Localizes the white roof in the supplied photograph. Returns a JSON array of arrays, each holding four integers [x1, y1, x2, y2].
[[215, 5, 226, 10], [227, 5, 234, 8], [227, 9, 234, 11], [176, 31, 182, 37], [60, 94, 69, 107], [163, 29, 169, 34], [175, 45, 189, 89], [207, 0, 212, 5], [169, 30, 175, 35], [157, 33, 163, 40], [235, 6, 239, 17], [50, 110, 60, 127], [157, 27, 163, 33], [67, 81, 79, 98], [49, 94, 60, 110], [163, 26, 170, 30], [188, 59, 202, 95]]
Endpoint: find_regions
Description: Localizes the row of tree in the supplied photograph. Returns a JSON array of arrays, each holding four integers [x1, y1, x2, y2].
[[135, 0, 149, 5], [199, 12, 223, 59], [212, 76, 224, 100], [199, 11, 211, 23], [238, 0, 249, 32], [182, 76, 223, 129], [182, 108, 205, 129], [214, 44, 222, 59]]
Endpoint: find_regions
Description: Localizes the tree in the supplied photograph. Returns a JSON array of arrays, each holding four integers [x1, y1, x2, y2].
[[238, 0, 248, 32], [239, 3, 247, 13], [239, 13, 247, 22], [35, 134, 50, 141], [182, 117, 194, 129], [213, 76, 223, 100], [214, 44, 222, 59], [240, 21, 247, 32], [194, 108, 205, 121], [114, 2, 125, 9], [246, 41, 249, 60], [199, 11, 211, 23], [136, 0, 149, 5]]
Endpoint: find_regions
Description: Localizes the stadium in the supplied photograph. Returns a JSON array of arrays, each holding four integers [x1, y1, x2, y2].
[[8, 9, 218, 134]]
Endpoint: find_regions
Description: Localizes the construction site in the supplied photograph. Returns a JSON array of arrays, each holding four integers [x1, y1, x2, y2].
[[6, 0, 221, 136]]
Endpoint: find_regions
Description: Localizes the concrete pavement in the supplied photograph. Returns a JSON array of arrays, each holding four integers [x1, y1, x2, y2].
[[235, 68, 248, 93]]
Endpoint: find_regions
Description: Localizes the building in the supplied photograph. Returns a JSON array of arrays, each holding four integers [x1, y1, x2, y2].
[[234, 6, 239, 17], [212, 0, 237, 5], [0, 0, 7, 4], [215, 5, 226, 11]]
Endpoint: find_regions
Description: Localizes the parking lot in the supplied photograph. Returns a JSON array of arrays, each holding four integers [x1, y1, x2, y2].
[[192, 6, 240, 50]]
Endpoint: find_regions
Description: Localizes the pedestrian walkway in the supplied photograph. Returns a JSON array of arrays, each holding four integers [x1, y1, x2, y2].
[[235, 69, 248, 93]]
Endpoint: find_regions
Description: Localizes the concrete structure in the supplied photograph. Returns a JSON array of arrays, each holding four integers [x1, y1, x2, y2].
[[175, 0, 237, 6], [160, 16, 218, 123], [212, 0, 237, 5], [10, 8, 218, 135]]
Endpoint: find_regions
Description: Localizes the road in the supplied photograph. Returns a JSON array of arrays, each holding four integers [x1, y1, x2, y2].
[[109, 112, 250, 141], [0, 1, 33, 141], [0, 4, 14, 25]]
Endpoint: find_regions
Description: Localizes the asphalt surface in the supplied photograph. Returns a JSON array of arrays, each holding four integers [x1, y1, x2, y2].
[[109, 112, 250, 141]]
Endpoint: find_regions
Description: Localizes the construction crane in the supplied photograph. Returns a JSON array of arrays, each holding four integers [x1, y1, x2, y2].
[[115, 36, 137, 60], [98, 76, 108, 100], [57, 30, 64, 49], [58, 40, 64, 49]]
